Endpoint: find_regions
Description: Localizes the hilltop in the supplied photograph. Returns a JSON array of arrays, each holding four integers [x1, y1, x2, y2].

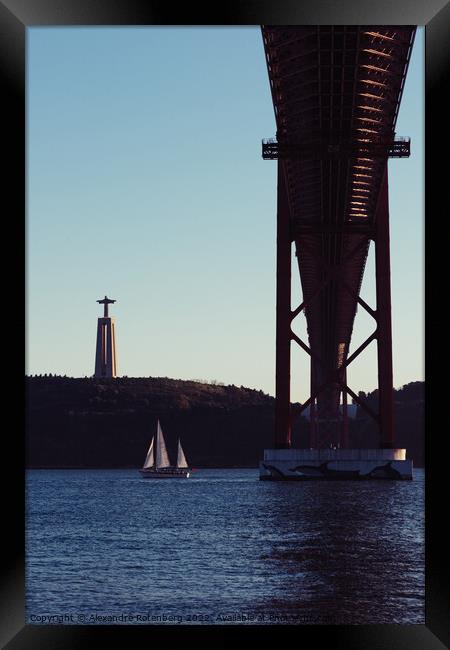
[[26, 376, 278, 468], [26, 376, 424, 468]]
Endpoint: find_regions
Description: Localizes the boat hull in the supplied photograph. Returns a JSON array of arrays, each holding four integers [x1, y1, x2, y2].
[[139, 468, 190, 479]]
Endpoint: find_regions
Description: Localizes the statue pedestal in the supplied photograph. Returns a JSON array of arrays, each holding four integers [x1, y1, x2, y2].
[[94, 316, 117, 378]]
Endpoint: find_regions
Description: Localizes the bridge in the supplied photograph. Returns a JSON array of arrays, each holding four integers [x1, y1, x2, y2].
[[259, 26, 416, 480]]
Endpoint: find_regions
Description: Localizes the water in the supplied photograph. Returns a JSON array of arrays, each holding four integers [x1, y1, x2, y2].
[[26, 468, 424, 625]]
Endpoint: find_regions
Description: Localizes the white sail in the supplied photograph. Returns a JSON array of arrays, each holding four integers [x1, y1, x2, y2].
[[176, 439, 189, 468], [142, 437, 154, 469], [155, 420, 171, 468]]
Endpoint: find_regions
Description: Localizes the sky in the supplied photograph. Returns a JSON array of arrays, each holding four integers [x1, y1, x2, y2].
[[27, 27, 424, 400]]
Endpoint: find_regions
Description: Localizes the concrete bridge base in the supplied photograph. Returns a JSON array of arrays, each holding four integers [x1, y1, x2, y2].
[[259, 448, 412, 480]]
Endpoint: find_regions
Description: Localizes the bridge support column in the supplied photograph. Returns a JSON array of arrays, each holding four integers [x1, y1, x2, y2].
[[275, 161, 292, 448], [309, 360, 318, 448], [340, 371, 349, 449], [375, 168, 394, 448]]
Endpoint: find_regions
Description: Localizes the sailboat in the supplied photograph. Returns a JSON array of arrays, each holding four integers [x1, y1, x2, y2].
[[139, 420, 190, 478]]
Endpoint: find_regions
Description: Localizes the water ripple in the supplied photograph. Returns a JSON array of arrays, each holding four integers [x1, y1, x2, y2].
[[26, 468, 424, 624]]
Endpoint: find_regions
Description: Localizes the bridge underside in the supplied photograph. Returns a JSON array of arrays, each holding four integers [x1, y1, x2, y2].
[[262, 25, 416, 450]]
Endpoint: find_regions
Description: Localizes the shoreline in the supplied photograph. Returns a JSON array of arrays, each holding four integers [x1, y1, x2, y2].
[[26, 465, 424, 470], [26, 465, 261, 470]]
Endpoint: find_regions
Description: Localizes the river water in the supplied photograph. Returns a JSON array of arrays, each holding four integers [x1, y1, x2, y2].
[[26, 468, 424, 625]]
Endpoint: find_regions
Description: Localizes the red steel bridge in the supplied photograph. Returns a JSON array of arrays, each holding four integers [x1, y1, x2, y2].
[[261, 26, 416, 451]]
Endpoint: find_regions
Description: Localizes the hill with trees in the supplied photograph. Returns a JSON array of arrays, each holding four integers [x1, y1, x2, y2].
[[26, 376, 424, 468]]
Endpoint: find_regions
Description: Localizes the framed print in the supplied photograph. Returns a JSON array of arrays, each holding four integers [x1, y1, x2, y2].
[[3, 0, 448, 648]]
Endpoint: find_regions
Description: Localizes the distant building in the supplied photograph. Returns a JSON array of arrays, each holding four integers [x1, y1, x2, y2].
[[94, 295, 118, 378]]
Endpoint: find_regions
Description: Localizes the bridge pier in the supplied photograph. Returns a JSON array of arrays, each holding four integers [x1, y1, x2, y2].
[[260, 448, 413, 480], [375, 168, 395, 448], [275, 161, 292, 449], [261, 26, 416, 474], [340, 369, 349, 449]]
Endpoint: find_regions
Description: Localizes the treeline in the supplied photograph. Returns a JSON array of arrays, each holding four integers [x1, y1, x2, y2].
[[25, 376, 424, 468]]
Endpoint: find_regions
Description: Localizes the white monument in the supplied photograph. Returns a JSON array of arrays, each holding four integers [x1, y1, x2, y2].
[[94, 295, 117, 378]]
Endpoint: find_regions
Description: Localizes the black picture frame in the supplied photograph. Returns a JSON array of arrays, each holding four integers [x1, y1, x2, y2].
[[4, 0, 449, 647]]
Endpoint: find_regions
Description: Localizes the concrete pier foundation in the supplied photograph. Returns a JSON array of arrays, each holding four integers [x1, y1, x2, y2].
[[260, 448, 412, 480]]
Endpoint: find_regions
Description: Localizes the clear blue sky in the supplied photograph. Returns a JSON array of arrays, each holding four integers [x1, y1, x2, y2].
[[27, 27, 424, 400]]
